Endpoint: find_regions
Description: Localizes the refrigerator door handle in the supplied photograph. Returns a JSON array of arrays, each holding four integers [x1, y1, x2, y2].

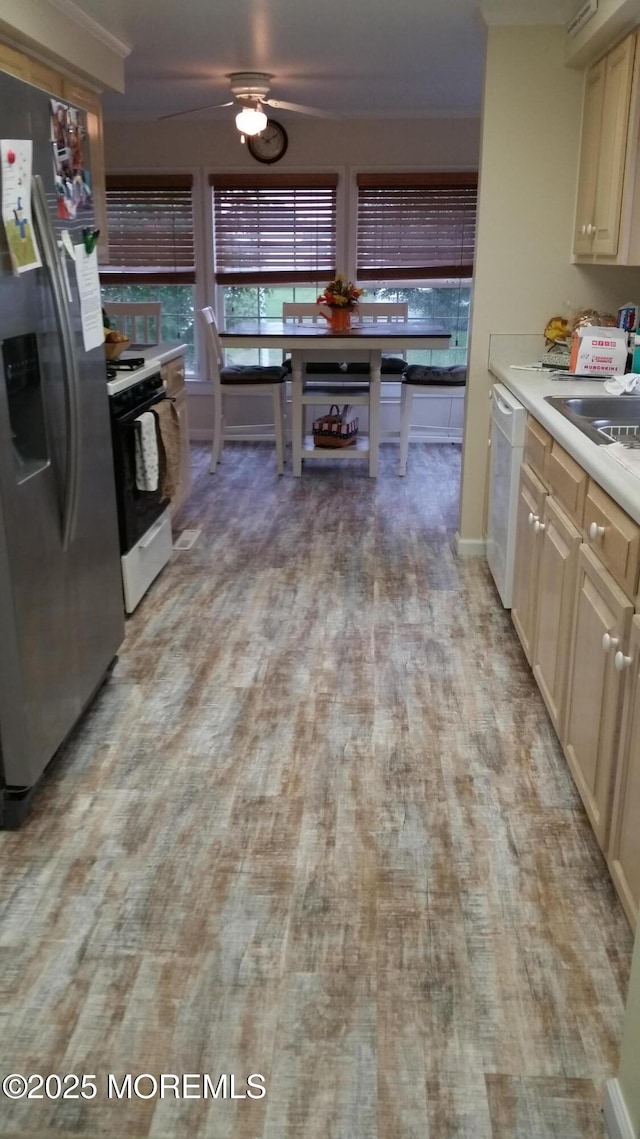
[[31, 175, 81, 551]]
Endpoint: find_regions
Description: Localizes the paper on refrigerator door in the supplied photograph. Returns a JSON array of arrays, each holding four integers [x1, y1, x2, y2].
[[1, 139, 42, 274], [74, 244, 103, 351]]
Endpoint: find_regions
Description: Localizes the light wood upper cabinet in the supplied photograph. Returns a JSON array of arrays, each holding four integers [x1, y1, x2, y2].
[[511, 463, 547, 664], [532, 496, 582, 736], [574, 57, 606, 255], [563, 545, 633, 850], [573, 32, 636, 260], [608, 614, 640, 927], [593, 34, 636, 255]]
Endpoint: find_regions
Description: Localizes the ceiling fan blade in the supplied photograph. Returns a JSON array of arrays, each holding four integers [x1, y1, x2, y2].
[[159, 100, 234, 121], [264, 99, 336, 119]]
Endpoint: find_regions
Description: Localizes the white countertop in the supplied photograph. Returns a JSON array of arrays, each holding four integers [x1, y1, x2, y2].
[[106, 342, 187, 396], [489, 355, 640, 524]]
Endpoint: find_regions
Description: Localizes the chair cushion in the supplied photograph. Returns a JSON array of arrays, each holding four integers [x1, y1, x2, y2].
[[403, 364, 467, 386], [220, 364, 287, 385], [283, 355, 407, 376]]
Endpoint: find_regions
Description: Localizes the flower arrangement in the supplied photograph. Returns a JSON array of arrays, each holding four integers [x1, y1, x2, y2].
[[317, 274, 363, 310]]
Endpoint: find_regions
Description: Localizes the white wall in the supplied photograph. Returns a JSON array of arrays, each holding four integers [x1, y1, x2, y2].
[[458, 24, 640, 548], [104, 116, 480, 173]]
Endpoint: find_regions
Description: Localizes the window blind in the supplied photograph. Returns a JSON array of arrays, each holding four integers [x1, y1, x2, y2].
[[356, 172, 477, 281], [101, 174, 195, 284], [210, 173, 338, 285]]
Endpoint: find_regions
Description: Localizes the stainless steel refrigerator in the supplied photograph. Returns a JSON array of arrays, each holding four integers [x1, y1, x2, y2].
[[0, 69, 124, 827]]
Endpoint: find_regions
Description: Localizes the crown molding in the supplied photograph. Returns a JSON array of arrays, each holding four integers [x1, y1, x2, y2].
[[480, 0, 575, 25], [47, 0, 131, 59]]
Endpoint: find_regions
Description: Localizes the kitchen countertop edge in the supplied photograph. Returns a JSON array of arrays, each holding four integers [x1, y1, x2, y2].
[[489, 359, 640, 525], [107, 343, 187, 395]]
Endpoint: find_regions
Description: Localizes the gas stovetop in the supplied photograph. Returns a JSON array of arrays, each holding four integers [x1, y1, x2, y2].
[[106, 356, 163, 396], [105, 357, 147, 381]]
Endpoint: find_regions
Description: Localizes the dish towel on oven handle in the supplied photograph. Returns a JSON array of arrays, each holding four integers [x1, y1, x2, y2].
[[153, 398, 181, 499], [134, 410, 160, 492]]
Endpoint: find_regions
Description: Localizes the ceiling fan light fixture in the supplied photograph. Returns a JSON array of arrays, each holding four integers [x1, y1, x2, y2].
[[235, 105, 267, 136]]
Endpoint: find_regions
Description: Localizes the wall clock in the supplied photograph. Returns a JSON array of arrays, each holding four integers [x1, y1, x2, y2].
[[247, 119, 289, 164]]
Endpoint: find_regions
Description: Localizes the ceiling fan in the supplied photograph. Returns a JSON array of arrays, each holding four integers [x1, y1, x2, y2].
[[159, 71, 336, 134]]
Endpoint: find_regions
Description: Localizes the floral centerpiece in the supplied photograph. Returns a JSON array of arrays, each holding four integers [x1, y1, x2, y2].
[[317, 274, 363, 310], [317, 274, 363, 330]]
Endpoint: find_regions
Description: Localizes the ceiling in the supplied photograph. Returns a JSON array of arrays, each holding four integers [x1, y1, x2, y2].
[[72, 0, 577, 123]]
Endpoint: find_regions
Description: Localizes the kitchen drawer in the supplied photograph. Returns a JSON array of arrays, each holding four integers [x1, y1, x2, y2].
[[544, 439, 587, 526], [121, 508, 173, 614], [584, 480, 640, 599], [524, 416, 551, 481], [161, 356, 186, 397]]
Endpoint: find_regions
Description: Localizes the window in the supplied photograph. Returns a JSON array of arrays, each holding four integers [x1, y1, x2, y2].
[[210, 173, 337, 286], [100, 175, 196, 368], [356, 172, 476, 365], [356, 172, 477, 281], [210, 173, 338, 363]]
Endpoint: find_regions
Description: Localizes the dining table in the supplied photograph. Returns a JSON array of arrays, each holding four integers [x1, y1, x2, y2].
[[219, 318, 451, 476]]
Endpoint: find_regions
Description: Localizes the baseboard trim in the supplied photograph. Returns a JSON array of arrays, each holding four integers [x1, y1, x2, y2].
[[189, 429, 276, 442], [189, 429, 462, 445], [604, 1080, 636, 1139], [455, 534, 486, 557]]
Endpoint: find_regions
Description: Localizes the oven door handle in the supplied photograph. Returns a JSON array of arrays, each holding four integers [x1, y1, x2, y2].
[[138, 516, 166, 549], [115, 393, 168, 426]]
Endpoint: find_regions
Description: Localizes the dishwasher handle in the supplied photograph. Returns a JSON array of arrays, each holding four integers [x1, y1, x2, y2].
[[493, 390, 514, 416]]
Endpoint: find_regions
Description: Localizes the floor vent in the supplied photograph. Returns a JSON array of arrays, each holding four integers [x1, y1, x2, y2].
[[173, 529, 201, 552]]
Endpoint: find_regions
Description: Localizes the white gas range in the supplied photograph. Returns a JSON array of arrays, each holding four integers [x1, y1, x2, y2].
[[106, 355, 173, 614]]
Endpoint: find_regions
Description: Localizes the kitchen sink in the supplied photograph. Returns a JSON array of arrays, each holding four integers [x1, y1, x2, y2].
[[544, 395, 640, 445]]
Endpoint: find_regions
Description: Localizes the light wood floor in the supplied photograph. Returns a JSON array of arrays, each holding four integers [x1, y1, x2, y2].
[[0, 443, 633, 1139]]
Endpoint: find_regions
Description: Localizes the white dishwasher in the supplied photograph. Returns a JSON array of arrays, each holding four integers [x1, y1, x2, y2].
[[487, 382, 528, 608]]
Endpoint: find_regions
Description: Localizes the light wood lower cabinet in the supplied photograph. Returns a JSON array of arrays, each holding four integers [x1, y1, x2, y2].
[[510, 414, 640, 923], [608, 615, 640, 927], [532, 497, 581, 735], [511, 463, 547, 663], [563, 546, 633, 850], [161, 357, 192, 519], [172, 388, 192, 518]]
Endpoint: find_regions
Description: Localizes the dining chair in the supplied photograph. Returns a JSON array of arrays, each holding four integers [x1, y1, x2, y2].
[[199, 307, 287, 474], [357, 302, 408, 323], [104, 302, 163, 346], [398, 364, 467, 475]]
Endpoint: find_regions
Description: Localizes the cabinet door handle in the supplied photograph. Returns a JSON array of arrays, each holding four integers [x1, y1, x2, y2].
[[581, 224, 587, 236], [603, 632, 619, 653], [615, 650, 633, 671], [589, 521, 605, 541], [534, 519, 546, 533], [586, 223, 595, 236], [528, 512, 538, 527]]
